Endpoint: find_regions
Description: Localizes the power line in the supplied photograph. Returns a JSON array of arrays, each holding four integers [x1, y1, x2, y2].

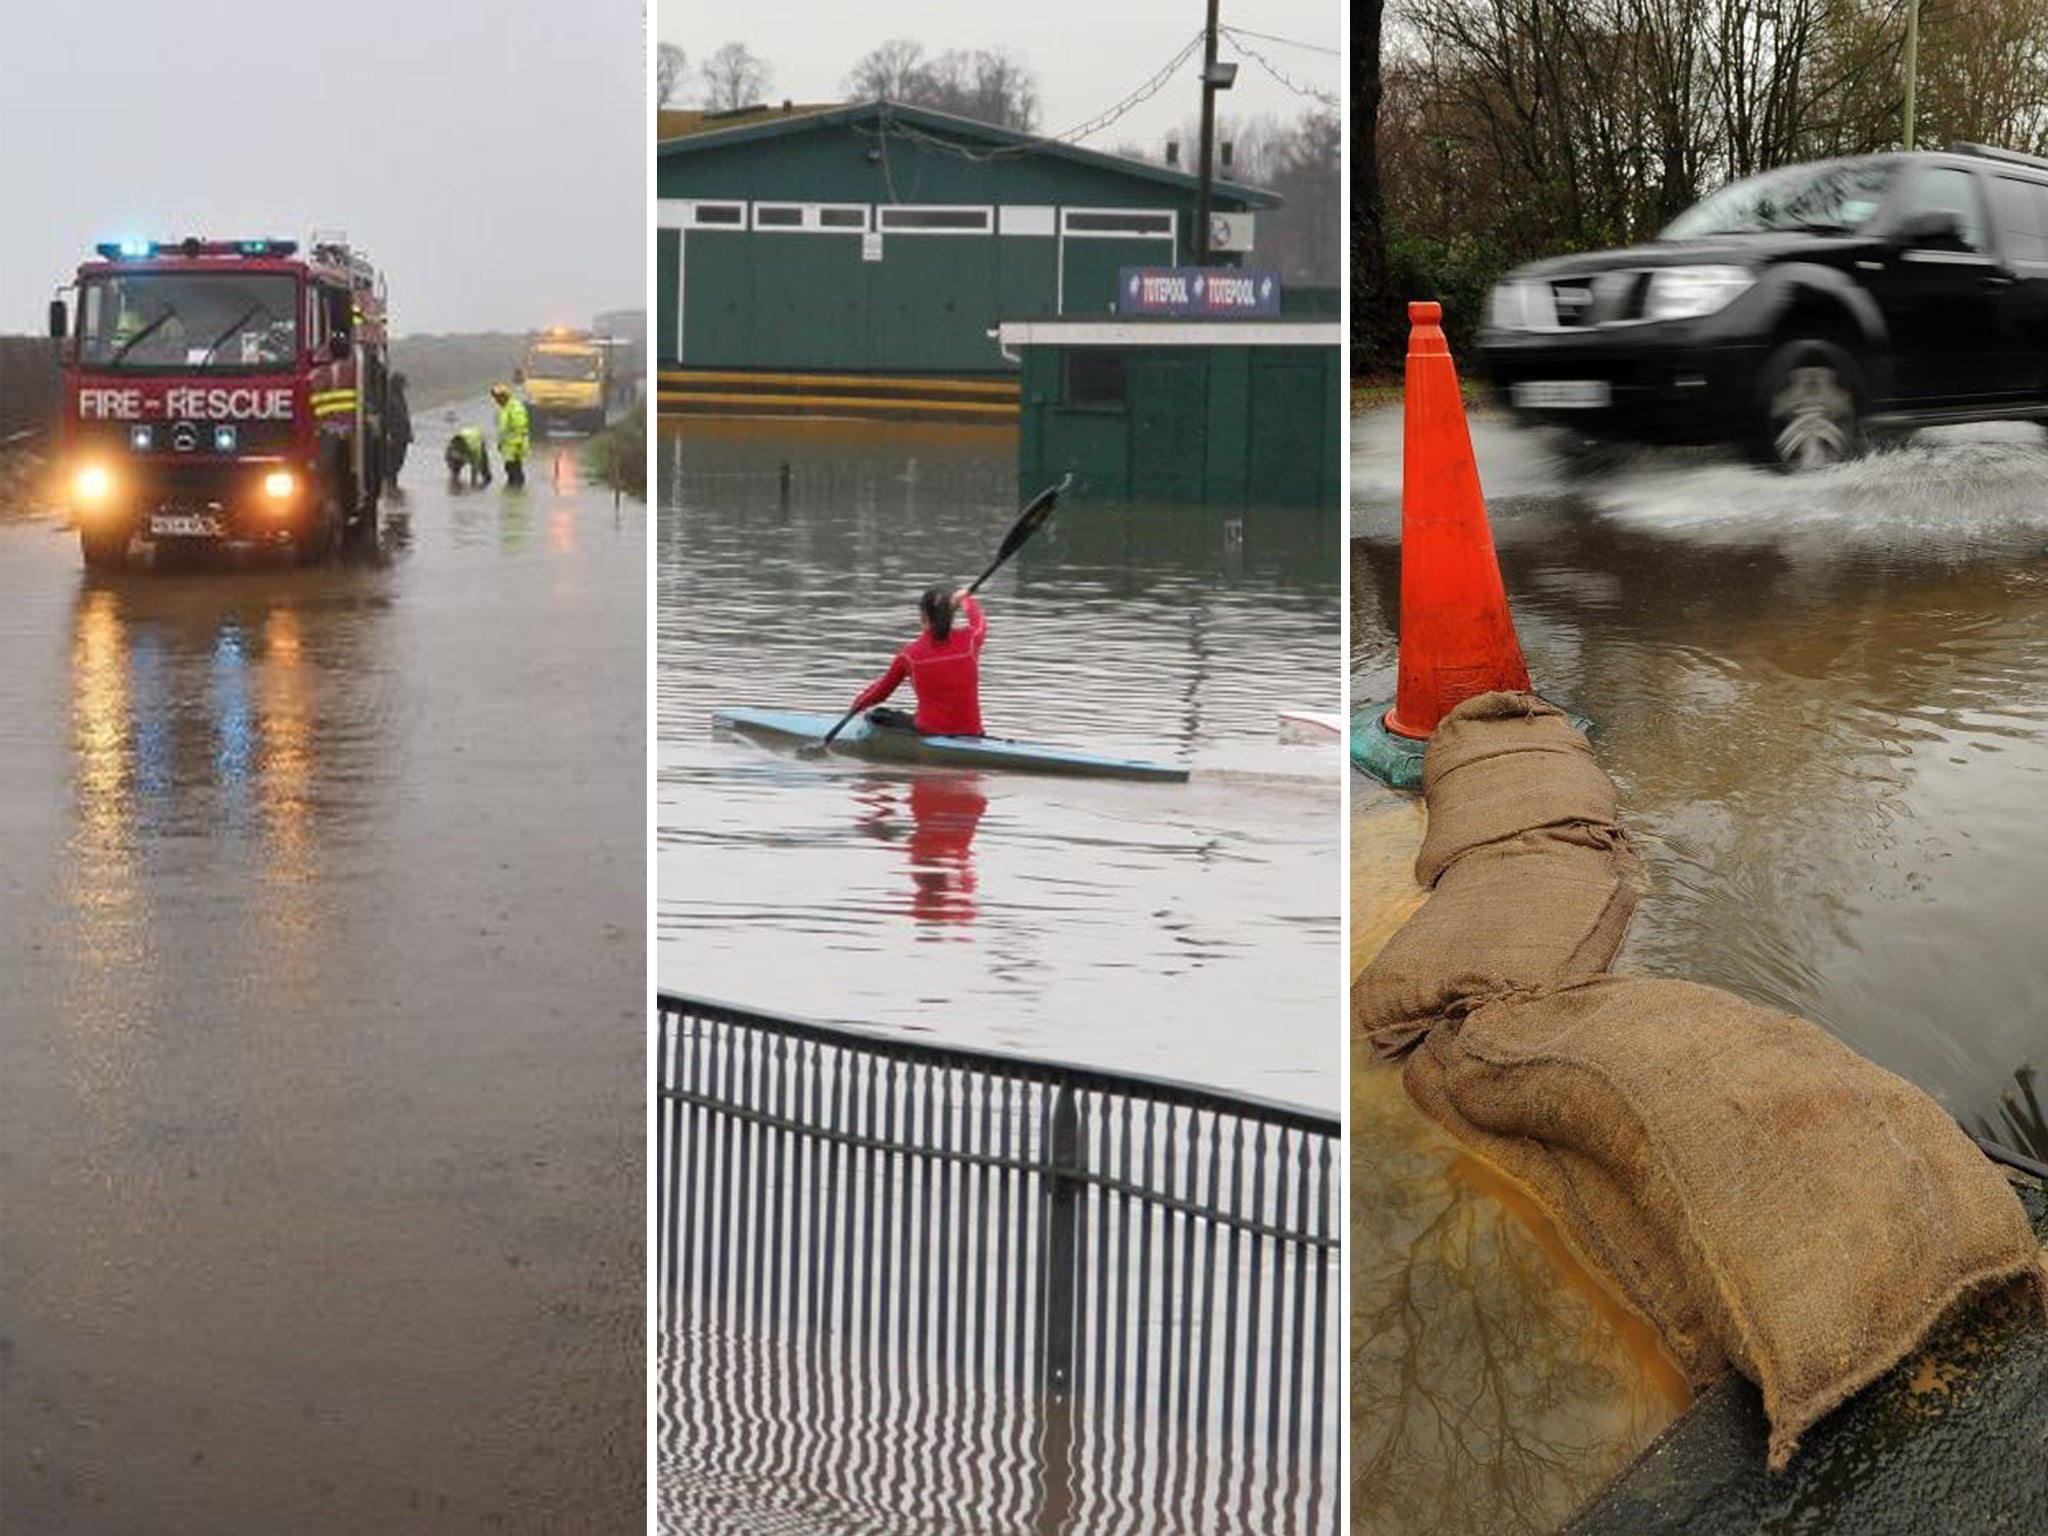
[[853, 32, 1207, 163], [1219, 24, 1338, 58], [1219, 27, 1339, 110]]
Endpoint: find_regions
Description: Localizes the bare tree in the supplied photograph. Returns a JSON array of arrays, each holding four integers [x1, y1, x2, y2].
[[845, 39, 930, 102], [1360, 0, 2041, 365], [920, 47, 1041, 132], [700, 41, 773, 112], [657, 43, 688, 109], [844, 43, 1040, 130], [1265, 108, 1342, 285]]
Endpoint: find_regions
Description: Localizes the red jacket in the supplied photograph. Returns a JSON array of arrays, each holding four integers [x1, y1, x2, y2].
[[851, 595, 988, 736]]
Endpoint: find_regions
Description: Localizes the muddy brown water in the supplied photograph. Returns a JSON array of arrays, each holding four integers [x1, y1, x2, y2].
[[1350, 415, 2048, 1534], [0, 436, 644, 1532], [656, 419, 1344, 1534], [657, 419, 1344, 1105]]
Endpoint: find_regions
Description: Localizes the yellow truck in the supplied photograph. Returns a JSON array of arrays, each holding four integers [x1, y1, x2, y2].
[[521, 328, 609, 434]]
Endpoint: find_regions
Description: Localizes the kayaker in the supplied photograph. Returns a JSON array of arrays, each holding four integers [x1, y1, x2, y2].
[[849, 586, 987, 737]]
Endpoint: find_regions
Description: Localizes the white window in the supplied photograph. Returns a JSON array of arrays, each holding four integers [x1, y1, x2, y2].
[[999, 205, 1056, 237], [661, 200, 746, 230], [1060, 208, 1177, 239], [876, 205, 994, 235], [751, 203, 871, 233]]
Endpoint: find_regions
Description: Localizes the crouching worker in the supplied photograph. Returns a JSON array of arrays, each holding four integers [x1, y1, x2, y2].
[[445, 426, 492, 487]]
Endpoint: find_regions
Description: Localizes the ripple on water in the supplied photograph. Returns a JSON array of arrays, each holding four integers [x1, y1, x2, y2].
[[658, 423, 1342, 1103]]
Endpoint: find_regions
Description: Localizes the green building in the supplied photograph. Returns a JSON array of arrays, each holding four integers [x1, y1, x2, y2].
[[655, 100, 1279, 410], [1001, 318, 1341, 506]]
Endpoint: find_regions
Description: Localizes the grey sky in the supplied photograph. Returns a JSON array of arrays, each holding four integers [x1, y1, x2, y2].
[[0, 0, 644, 336], [659, 1, 1340, 155]]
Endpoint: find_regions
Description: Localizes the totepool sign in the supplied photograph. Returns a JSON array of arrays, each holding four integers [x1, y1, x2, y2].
[[1119, 267, 1281, 318]]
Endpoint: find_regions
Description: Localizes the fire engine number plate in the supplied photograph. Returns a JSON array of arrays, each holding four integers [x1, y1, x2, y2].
[[150, 512, 223, 538], [1512, 380, 1612, 410]]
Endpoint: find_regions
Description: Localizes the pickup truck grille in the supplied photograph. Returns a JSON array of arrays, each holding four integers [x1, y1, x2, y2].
[[1512, 272, 1653, 329]]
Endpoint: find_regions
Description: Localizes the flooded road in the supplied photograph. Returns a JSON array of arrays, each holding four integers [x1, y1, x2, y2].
[[657, 420, 1343, 1109], [1350, 412, 2048, 1533], [1354, 413, 2048, 1132], [0, 430, 644, 1532]]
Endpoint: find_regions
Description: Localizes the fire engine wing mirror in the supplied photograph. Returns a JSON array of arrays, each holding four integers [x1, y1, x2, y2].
[[48, 299, 67, 339]]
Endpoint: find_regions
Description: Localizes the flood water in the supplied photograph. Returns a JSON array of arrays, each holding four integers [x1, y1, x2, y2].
[[656, 418, 1343, 1534], [662, 1320, 1334, 1536], [1350, 411, 2048, 1533], [0, 431, 644, 1532], [657, 420, 1343, 1107]]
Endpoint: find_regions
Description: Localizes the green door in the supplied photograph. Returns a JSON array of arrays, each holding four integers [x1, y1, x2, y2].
[[1246, 356, 1329, 506], [681, 230, 750, 367], [1129, 355, 1207, 502]]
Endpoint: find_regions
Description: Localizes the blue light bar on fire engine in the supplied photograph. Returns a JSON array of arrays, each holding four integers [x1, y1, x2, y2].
[[93, 238, 298, 261]]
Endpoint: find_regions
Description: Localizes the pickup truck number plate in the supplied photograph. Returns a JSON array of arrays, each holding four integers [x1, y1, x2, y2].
[[1512, 380, 1611, 410], [150, 513, 223, 538]]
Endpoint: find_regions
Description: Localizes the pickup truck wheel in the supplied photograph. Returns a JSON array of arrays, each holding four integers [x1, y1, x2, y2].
[[80, 523, 131, 571], [1753, 341, 1864, 471]]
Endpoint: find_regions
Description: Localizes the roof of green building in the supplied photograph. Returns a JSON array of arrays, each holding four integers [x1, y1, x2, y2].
[[658, 98, 1280, 210]]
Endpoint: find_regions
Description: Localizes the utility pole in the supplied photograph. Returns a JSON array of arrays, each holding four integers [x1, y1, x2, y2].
[[1193, 0, 1236, 263], [1903, 0, 1921, 150]]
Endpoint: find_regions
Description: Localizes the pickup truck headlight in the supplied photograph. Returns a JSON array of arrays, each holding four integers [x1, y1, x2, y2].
[[1488, 282, 1527, 330], [1643, 265, 1754, 321]]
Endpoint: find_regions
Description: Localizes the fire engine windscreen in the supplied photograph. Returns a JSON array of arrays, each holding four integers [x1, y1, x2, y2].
[[527, 350, 601, 380], [79, 273, 299, 371]]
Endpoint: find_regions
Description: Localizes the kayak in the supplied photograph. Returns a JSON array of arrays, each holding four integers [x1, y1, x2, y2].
[[713, 707, 1189, 783], [1278, 710, 1343, 736]]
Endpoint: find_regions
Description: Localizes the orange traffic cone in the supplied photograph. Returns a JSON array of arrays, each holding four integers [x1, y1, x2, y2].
[[1384, 301, 1529, 739]]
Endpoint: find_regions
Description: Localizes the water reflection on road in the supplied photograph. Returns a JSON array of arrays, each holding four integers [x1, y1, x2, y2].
[[0, 443, 643, 1533], [1351, 415, 2048, 1535]]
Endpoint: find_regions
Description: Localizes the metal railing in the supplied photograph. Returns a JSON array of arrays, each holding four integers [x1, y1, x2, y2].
[[655, 991, 1341, 1532]]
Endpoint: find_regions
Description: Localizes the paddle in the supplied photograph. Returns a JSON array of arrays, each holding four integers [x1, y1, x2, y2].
[[803, 474, 1074, 759]]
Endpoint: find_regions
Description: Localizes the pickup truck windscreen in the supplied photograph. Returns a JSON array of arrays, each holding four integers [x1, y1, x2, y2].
[[1663, 160, 1901, 240]]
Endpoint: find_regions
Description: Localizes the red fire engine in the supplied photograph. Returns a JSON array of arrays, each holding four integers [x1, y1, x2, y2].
[[50, 234, 391, 569]]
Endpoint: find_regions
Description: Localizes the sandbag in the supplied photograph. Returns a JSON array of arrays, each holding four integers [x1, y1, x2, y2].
[[1353, 826, 1640, 1058], [1414, 693, 1620, 886], [1402, 975, 2048, 1469]]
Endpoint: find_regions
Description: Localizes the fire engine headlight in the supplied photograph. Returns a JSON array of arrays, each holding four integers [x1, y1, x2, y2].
[[263, 470, 297, 500], [74, 464, 114, 504], [129, 424, 153, 452], [214, 425, 237, 453]]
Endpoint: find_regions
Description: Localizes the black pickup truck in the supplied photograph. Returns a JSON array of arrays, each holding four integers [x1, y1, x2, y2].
[[1479, 144, 2048, 470]]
